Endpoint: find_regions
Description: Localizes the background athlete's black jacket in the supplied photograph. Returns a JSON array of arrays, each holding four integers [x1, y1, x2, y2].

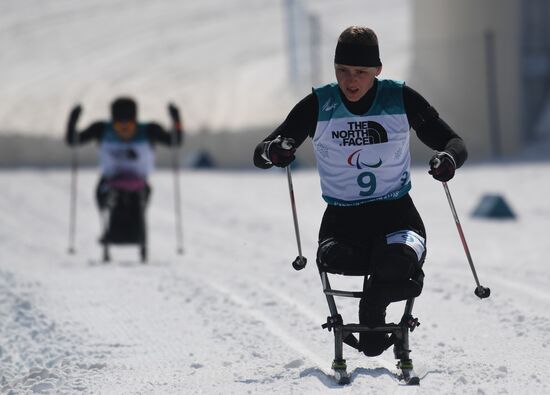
[[66, 121, 182, 147]]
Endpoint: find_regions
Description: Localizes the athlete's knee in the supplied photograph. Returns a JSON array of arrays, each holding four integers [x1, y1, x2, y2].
[[316, 238, 369, 275], [373, 230, 425, 279], [317, 238, 351, 269], [370, 240, 426, 301], [372, 244, 417, 280]]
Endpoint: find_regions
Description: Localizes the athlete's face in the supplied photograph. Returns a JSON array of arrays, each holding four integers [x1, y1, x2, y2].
[[113, 120, 137, 140], [335, 64, 382, 102]]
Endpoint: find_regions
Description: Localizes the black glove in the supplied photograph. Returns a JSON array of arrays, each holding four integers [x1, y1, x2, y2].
[[167, 103, 183, 146], [68, 104, 82, 125], [66, 104, 82, 145], [168, 103, 181, 124], [262, 135, 296, 168], [429, 151, 456, 182]]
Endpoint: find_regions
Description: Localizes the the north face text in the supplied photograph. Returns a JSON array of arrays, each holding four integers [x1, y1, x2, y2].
[[331, 121, 389, 146]]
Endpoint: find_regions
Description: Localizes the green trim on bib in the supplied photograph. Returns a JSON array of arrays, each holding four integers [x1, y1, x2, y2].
[[314, 79, 405, 122], [102, 123, 148, 143], [322, 181, 412, 206]]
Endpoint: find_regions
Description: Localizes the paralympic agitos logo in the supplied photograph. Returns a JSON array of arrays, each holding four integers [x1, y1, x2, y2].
[[332, 120, 388, 147], [347, 149, 382, 169]]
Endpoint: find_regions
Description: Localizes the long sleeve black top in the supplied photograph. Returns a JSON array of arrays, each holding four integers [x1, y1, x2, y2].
[[66, 121, 182, 147], [254, 79, 467, 168]]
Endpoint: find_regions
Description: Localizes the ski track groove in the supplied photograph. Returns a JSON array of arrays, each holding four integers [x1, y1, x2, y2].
[[253, 278, 325, 325], [183, 270, 334, 378], [185, 262, 413, 389], [176, 173, 429, 388], [3, 169, 550, 394], [228, 271, 423, 385]]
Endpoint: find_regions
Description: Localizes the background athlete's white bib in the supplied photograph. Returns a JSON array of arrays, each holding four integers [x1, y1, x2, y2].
[[98, 124, 155, 179], [99, 141, 154, 179]]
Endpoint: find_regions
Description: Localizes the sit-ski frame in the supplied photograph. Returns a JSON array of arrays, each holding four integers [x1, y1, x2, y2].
[[319, 270, 421, 385]]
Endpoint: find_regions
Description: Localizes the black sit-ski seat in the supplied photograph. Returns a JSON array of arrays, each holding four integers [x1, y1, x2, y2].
[[100, 176, 148, 263]]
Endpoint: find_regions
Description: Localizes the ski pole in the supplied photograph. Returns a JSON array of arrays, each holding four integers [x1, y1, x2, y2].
[[67, 134, 79, 254], [442, 181, 490, 299], [285, 165, 307, 270], [170, 107, 184, 255]]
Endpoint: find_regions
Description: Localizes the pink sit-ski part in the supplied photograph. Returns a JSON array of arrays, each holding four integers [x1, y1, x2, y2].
[[107, 177, 146, 192]]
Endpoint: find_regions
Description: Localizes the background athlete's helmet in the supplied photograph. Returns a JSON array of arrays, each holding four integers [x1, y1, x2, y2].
[[111, 97, 137, 121]]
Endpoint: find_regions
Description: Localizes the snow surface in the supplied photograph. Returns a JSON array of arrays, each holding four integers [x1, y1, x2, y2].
[[1, 164, 550, 394], [0, 0, 411, 136]]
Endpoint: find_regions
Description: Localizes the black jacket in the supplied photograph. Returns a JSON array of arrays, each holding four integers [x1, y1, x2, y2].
[[254, 79, 467, 168]]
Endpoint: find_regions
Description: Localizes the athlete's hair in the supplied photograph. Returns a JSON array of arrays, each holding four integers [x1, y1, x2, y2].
[[337, 26, 379, 46], [111, 97, 137, 121], [335, 26, 381, 67]]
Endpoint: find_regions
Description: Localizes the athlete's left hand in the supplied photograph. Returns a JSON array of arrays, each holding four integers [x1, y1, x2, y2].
[[429, 151, 456, 182], [168, 103, 181, 124]]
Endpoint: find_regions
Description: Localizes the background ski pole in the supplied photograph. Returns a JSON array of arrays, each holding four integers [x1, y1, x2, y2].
[[67, 133, 79, 254], [442, 181, 490, 299], [169, 103, 184, 255], [285, 165, 307, 270], [172, 142, 184, 254]]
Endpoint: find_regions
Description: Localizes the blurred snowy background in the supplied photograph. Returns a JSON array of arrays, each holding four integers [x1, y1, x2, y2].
[[2, 0, 549, 167], [0, 0, 414, 167], [0, 0, 412, 136], [2, 1, 550, 393]]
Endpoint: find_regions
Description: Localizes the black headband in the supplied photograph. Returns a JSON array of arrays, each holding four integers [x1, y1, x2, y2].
[[334, 42, 381, 67]]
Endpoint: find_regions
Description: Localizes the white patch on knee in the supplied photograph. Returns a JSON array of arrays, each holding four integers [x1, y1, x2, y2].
[[385, 230, 426, 261]]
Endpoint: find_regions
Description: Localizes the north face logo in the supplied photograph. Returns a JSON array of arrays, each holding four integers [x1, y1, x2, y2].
[[331, 121, 389, 146]]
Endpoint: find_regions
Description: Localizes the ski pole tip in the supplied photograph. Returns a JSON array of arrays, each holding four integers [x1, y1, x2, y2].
[[292, 256, 307, 271], [474, 286, 491, 299]]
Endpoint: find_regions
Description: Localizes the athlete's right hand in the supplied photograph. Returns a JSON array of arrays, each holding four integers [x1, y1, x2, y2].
[[69, 104, 82, 123], [66, 104, 82, 145], [262, 135, 296, 167]]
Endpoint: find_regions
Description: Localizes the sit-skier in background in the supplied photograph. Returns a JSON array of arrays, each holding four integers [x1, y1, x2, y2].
[[253, 25, 468, 383], [65, 97, 184, 262]]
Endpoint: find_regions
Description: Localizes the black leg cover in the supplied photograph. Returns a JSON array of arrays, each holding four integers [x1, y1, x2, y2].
[[316, 238, 371, 275], [364, 243, 424, 307], [358, 303, 394, 356]]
